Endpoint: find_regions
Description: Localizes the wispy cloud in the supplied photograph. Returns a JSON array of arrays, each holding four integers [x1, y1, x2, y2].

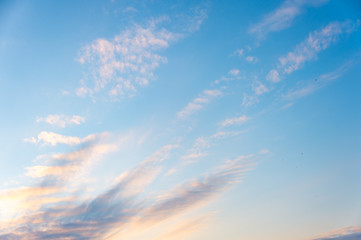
[[0, 133, 115, 224], [211, 130, 248, 139], [267, 69, 281, 83], [284, 61, 354, 100], [221, 115, 249, 127], [166, 137, 210, 176], [246, 56, 258, 63], [233, 48, 244, 57], [36, 114, 85, 128], [279, 20, 360, 74], [24, 132, 95, 146], [242, 94, 259, 107], [77, 18, 176, 98], [177, 89, 222, 118], [153, 214, 212, 240], [78, 19, 175, 95], [0, 138, 256, 239], [229, 68, 240, 76], [312, 226, 361, 240], [249, 0, 329, 39], [182, 5, 208, 32], [77, 7, 208, 99], [252, 81, 269, 95]]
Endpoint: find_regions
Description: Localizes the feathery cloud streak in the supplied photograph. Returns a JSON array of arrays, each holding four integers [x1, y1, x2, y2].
[[24, 132, 96, 146], [221, 115, 249, 127], [313, 226, 361, 240], [279, 20, 360, 74], [177, 89, 222, 118], [36, 114, 85, 128], [249, 0, 329, 39], [284, 61, 354, 100], [0, 137, 256, 239]]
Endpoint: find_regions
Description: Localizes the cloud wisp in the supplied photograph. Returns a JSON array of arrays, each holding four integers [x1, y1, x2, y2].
[[36, 114, 85, 128], [0, 132, 116, 227], [279, 20, 360, 74], [249, 0, 329, 39], [77, 19, 175, 98], [284, 61, 354, 100], [24, 132, 96, 146], [312, 226, 361, 240], [76, 7, 208, 100], [221, 115, 250, 127], [0, 134, 256, 239], [177, 89, 222, 119]]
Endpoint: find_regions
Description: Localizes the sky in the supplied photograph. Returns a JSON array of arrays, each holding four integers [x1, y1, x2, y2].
[[0, 0, 360, 239]]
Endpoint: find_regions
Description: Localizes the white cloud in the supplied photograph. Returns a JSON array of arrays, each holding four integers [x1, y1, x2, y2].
[[77, 9, 208, 99], [36, 114, 85, 128], [211, 130, 247, 139], [77, 20, 175, 97], [279, 20, 360, 74], [221, 115, 249, 127], [249, 0, 329, 39], [259, 149, 269, 154], [242, 94, 258, 107], [284, 61, 353, 100], [246, 56, 258, 63], [123, 6, 138, 13], [61, 90, 70, 95], [177, 89, 222, 118], [233, 48, 244, 56], [24, 131, 95, 146], [184, 5, 208, 32], [203, 89, 222, 97], [267, 69, 280, 83], [252, 81, 269, 95], [229, 69, 240, 76], [76, 87, 91, 97], [281, 102, 294, 110]]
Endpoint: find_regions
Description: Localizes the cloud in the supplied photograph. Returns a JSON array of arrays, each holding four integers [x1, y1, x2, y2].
[[77, 8, 208, 99], [312, 226, 361, 240], [153, 214, 212, 240], [168, 130, 251, 177], [221, 115, 249, 127], [267, 69, 281, 83], [259, 149, 270, 154], [77, 19, 175, 98], [183, 5, 208, 32], [242, 94, 259, 107], [229, 69, 240, 76], [177, 89, 222, 118], [166, 137, 210, 177], [279, 20, 360, 74], [246, 56, 258, 63], [234, 48, 244, 56], [0, 133, 116, 224], [284, 61, 353, 100], [0, 139, 256, 240], [211, 130, 247, 139], [36, 114, 85, 128], [24, 132, 96, 146], [123, 6, 138, 13], [252, 81, 269, 95], [249, 0, 329, 39]]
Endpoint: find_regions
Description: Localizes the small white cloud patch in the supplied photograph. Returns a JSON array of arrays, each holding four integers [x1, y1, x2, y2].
[[36, 114, 85, 128], [221, 115, 249, 127], [267, 69, 280, 83]]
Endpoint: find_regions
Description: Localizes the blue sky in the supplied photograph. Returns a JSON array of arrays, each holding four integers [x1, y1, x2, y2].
[[0, 0, 360, 239]]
